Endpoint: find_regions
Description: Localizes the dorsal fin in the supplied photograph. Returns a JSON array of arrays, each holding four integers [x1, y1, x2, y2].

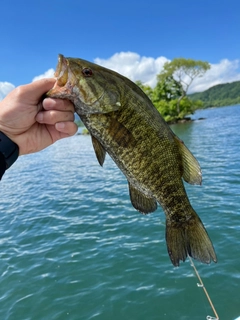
[[128, 182, 157, 214], [174, 135, 202, 185], [91, 135, 106, 166]]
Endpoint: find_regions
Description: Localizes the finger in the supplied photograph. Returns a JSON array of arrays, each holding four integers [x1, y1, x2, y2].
[[36, 110, 75, 124], [42, 98, 75, 112], [55, 121, 78, 136]]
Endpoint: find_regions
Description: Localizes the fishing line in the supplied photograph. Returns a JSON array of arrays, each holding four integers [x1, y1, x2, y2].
[[189, 256, 219, 320]]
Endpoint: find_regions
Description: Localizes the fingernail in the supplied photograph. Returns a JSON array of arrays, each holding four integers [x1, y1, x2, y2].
[[56, 122, 65, 130], [36, 113, 43, 122]]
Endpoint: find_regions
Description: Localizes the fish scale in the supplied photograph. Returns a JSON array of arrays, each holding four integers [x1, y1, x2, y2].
[[47, 54, 217, 267]]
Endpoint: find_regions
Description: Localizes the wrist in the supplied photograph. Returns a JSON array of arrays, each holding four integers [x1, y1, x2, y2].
[[0, 131, 19, 169]]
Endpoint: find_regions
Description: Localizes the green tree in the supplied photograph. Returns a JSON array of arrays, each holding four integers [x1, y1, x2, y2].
[[135, 58, 209, 123], [152, 75, 182, 102], [158, 58, 210, 114], [154, 97, 203, 123]]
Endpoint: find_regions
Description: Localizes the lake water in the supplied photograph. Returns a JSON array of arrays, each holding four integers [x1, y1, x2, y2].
[[1, 105, 240, 320]]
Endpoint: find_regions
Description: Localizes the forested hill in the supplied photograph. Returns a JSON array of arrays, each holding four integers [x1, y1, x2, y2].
[[189, 80, 240, 108]]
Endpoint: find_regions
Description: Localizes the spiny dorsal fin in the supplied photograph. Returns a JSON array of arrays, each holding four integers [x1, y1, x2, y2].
[[174, 135, 202, 185], [128, 182, 157, 214], [91, 135, 106, 166]]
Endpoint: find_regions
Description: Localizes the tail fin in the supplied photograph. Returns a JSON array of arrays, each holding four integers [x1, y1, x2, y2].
[[166, 211, 217, 267]]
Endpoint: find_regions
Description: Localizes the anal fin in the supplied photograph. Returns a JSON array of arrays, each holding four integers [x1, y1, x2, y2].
[[174, 135, 202, 185], [128, 182, 157, 214], [91, 135, 106, 166]]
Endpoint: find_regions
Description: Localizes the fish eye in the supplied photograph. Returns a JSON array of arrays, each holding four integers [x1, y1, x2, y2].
[[82, 68, 93, 77]]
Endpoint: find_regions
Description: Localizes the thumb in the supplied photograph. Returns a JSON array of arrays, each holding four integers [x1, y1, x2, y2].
[[19, 78, 57, 102]]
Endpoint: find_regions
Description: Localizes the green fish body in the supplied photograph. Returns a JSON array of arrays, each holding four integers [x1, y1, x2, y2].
[[47, 54, 217, 266]]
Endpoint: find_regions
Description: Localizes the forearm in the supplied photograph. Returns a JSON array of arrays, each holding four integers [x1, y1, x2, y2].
[[0, 152, 6, 180], [0, 131, 19, 180]]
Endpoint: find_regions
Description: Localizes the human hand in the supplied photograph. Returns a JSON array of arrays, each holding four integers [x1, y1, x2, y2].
[[0, 78, 78, 155]]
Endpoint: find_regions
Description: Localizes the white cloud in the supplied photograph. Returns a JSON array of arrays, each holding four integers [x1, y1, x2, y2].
[[32, 68, 55, 82], [94, 52, 169, 88], [189, 59, 240, 93], [0, 82, 15, 101]]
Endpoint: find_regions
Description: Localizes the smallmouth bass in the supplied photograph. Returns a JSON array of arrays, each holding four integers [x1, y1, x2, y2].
[[47, 54, 217, 266]]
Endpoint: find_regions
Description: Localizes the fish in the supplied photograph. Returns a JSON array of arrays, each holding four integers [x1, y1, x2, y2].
[[47, 54, 217, 267]]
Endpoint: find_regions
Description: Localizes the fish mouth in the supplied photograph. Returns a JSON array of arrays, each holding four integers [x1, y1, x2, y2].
[[47, 54, 71, 97], [54, 54, 69, 87]]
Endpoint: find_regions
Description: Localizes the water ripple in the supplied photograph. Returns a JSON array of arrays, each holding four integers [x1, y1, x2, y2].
[[0, 106, 240, 319]]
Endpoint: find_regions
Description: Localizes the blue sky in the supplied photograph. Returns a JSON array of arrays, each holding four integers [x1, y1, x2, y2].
[[1, 0, 240, 98]]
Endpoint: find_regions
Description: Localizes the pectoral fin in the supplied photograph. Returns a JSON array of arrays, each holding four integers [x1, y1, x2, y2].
[[128, 182, 157, 214], [174, 135, 202, 185], [91, 135, 106, 166], [108, 116, 135, 148]]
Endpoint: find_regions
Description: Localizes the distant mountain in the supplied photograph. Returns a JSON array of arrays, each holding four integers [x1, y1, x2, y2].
[[189, 80, 240, 108]]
